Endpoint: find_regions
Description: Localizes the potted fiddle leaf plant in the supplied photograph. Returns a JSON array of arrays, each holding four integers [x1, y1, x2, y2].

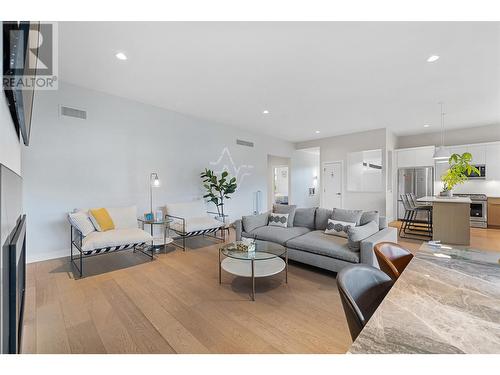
[[440, 152, 481, 197], [200, 169, 237, 220]]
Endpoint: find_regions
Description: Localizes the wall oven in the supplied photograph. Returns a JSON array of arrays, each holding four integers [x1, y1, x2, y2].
[[466, 164, 486, 179]]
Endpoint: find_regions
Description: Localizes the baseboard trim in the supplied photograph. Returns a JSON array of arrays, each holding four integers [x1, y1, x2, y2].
[[27, 248, 68, 263]]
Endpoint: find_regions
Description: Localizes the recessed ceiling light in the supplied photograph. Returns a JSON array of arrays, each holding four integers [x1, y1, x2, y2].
[[262, 110, 269, 114], [427, 55, 440, 63], [115, 52, 128, 61], [424, 124, 430, 128], [315, 130, 321, 134]]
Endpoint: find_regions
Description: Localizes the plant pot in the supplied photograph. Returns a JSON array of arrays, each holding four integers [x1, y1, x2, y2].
[[440, 190, 453, 197]]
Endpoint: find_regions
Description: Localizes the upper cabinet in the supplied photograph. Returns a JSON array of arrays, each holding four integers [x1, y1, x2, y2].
[[486, 143, 500, 181], [395, 146, 435, 168], [468, 144, 486, 164]]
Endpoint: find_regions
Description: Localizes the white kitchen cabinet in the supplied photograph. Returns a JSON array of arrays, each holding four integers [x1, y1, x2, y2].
[[486, 143, 500, 181], [414, 146, 435, 167], [448, 145, 467, 158], [468, 144, 486, 164], [396, 146, 435, 168], [396, 149, 416, 168]]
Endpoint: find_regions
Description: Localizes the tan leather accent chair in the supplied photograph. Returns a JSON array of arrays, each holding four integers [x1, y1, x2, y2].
[[374, 242, 413, 280]]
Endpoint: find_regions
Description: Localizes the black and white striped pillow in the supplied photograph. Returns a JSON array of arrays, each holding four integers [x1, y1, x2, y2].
[[268, 213, 289, 228]]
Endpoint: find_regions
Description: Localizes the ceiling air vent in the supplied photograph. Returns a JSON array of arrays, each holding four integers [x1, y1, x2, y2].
[[60, 105, 87, 120], [236, 139, 254, 148]]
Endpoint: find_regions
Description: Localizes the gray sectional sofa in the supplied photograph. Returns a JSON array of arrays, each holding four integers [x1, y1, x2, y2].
[[234, 206, 397, 273]]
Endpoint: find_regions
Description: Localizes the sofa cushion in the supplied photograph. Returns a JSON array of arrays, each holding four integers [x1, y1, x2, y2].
[[171, 216, 223, 234], [69, 211, 96, 236], [273, 204, 296, 228], [82, 228, 153, 252], [249, 226, 310, 245], [107, 206, 138, 229], [360, 210, 380, 227], [286, 230, 359, 263], [332, 208, 363, 226], [315, 208, 333, 230], [293, 207, 316, 229], [242, 212, 268, 232], [346, 220, 379, 251]]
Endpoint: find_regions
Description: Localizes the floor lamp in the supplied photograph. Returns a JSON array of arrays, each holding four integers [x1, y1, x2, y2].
[[149, 172, 160, 217]]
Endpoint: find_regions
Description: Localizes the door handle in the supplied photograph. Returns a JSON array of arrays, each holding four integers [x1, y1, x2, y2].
[[336, 193, 342, 196]]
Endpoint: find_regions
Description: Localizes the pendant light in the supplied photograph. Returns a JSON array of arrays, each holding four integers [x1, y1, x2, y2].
[[433, 102, 451, 161]]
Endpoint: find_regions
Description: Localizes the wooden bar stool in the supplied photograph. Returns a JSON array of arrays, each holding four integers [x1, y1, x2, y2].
[[374, 242, 414, 280]]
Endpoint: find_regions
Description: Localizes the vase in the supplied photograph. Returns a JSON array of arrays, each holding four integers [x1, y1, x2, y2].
[[440, 190, 453, 198]]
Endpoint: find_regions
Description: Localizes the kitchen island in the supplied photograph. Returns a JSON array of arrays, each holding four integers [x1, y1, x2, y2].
[[349, 243, 500, 354], [418, 195, 471, 245]]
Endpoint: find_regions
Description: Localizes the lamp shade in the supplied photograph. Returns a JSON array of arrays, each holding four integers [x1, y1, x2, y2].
[[151, 173, 160, 187], [433, 146, 450, 161]]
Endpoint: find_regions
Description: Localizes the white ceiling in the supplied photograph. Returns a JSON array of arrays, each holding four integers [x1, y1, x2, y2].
[[59, 22, 500, 142]]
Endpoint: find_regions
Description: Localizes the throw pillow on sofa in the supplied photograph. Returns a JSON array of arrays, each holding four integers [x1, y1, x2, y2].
[[69, 211, 96, 236], [332, 208, 363, 225], [268, 213, 289, 228], [324, 218, 356, 238], [89, 208, 115, 232], [346, 220, 379, 251], [360, 210, 380, 226], [273, 204, 296, 227]]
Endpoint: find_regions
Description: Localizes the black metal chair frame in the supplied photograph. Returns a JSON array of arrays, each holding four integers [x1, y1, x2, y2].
[[165, 213, 226, 251], [399, 194, 432, 240], [69, 221, 154, 278]]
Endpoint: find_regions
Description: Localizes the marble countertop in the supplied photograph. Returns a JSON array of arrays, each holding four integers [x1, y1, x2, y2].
[[417, 195, 472, 204], [349, 243, 500, 354]]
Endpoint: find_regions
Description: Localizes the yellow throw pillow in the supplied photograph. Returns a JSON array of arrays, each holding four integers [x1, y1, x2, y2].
[[89, 208, 115, 231]]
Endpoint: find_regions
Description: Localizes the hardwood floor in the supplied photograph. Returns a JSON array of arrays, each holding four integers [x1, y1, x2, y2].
[[21, 231, 352, 354], [22, 225, 500, 354], [390, 221, 500, 253]]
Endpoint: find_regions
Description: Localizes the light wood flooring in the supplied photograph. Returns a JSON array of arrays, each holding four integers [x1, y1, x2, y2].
[[21, 225, 500, 354]]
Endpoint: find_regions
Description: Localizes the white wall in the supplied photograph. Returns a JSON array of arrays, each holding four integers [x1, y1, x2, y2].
[[297, 128, 388, 215], [0, 34, 22, 175], [290, 150, 320, 208], [22, 82, 317, 262]]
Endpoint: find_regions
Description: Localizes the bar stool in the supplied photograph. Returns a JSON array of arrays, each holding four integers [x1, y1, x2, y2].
[[407, 193, 432, 235], [400, 194, 432, 239], [374, 242, 414, 280]]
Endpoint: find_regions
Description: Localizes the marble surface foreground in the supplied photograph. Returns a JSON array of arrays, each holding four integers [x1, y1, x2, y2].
[[349, 244, 500, 354]]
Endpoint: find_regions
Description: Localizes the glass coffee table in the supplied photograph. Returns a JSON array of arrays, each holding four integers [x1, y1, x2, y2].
[[219, 240, 288, 301]]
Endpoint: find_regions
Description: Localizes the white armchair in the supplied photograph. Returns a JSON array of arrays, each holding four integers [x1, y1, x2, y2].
[[165, 199, 225, 250]]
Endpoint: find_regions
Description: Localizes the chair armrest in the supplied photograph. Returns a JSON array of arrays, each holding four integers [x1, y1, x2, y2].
[[359, 227, 398, 267], [68, 218, 84, 249], [165, 214, 186, 234]]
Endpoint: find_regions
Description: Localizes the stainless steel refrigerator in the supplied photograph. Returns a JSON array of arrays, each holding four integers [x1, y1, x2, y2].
[[397, 167, 434, 221]]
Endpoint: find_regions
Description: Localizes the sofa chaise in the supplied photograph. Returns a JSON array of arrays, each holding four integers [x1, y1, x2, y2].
[[235, 206, 397, 273]]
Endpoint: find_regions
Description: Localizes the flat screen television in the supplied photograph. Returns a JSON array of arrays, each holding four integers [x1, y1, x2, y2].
[[2, 21, 39, 146], [0, 164, 23, 354]]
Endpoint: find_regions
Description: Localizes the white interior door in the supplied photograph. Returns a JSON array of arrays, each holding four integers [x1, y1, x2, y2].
[[322, 162, 343, 208]]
